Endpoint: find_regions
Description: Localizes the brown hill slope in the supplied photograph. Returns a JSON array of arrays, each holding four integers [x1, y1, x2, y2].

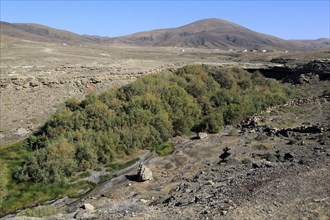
[[0, 21, 97, 45], [1, 19, 328, 50], [289, 38, 330, 51], [106, 18, 328, 51]]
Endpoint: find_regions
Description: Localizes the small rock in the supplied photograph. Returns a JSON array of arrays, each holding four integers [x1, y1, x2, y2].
[[252, 160, 273, 168], [140, 199, 148, 204], [75, 209, 96, 220], [224, 199, 233, 204], [29, 80, 39, 87], [221, 210, 228, 215], [284, 153, 294, 161], [219, 147, 231, 162], [14, 128, 30, 136], [185, 189, 192, 193], [206, 180, 214, 186], [81, 203, 95, 211]]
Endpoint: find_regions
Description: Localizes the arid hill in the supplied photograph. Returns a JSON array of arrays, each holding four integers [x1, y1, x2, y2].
[[0, 21, 98, 45], [106, 18, 329, 51], [288, 38, 330, 50], [1, 19, 329, 50]]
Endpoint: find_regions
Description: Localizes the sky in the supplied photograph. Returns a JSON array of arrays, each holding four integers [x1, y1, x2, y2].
[[1, 1, 329, 40]]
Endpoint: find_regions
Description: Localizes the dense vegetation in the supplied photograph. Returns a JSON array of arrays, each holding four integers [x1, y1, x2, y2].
[[0, 65, 291, 214], [13, 65, 290, 184]]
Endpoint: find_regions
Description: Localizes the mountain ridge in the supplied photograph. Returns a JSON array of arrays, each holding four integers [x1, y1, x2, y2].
[[1, 19, 329, 50]]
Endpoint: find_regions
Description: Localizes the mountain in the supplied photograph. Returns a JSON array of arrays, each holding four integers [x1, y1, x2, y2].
[[106, 18, 328, 51], [1, 19, 329, 50], [288, 38, 330, 51], [0, 21, 99, 45]]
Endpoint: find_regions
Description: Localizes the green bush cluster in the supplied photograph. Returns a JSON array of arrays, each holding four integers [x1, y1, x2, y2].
[[156, 142, 176, 156], [14, 65, 290, 183]]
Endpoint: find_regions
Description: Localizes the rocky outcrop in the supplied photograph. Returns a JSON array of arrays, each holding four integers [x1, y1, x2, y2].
[[283, 97, 320, 107], [301, 59, 330, 75], [240, 119, 328, 137], [247, 59, 330, 83]]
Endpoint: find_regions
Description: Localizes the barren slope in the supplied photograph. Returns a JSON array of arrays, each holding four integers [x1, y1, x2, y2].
[[107, 18, 329, 51], [0, 22, 97, 45]]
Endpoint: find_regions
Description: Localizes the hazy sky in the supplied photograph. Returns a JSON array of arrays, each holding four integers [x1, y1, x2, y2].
[[1, 1, 329, 40]]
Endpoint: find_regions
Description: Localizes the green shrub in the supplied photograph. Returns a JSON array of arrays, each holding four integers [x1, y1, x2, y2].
[[253, 144, 270, 150], [264, 153, 277, 162], [226, 157, 241, 164], [18, 206, 65, 218], [156, 142, 175, 156], [241, 158, 252, 164], [0, 161, 8, 210], [14, 65, 289, 184], [106, 157, 140, 172], [228, 128, 239, 136]]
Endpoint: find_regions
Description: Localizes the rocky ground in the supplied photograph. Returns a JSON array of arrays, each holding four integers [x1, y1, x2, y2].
[[3, 78, 329, 220]]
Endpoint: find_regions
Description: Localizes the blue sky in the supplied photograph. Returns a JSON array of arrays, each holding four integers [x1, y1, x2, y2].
[[1, 1, 329, 40]]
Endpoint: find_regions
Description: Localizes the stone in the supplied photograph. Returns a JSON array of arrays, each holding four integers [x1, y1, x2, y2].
[[140, 199, 148, 204], [206, 180, 214, 186], [14, 128, 30, 136], [138, 164, 153, 181], [284, 153, 294, 161], [29, 80, 39, 87], [75, 209, 96, 220], [81, 203, 95, 211], [219, 147, 231, 162], [252, 160, 273, 168], [197, 132, 208, 139]]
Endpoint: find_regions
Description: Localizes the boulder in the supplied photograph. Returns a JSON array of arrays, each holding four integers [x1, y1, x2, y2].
[[197, 132, 208, 139], [138, 164, 153, 181]]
